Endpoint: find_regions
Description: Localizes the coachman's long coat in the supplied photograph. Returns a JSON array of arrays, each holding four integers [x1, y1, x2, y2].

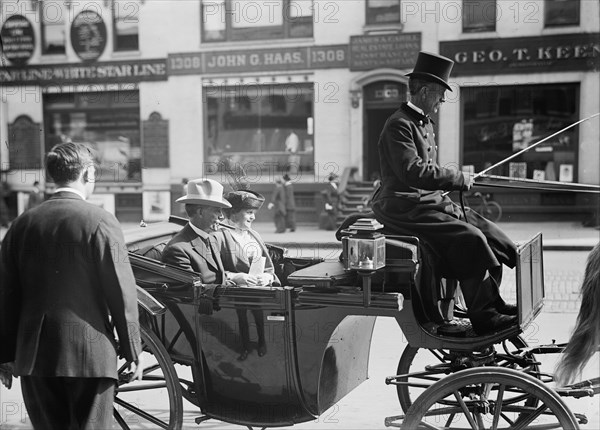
[[372, 102, 516, 280]]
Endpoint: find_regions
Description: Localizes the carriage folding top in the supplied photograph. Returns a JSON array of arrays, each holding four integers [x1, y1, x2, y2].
[[123, 218, 545, 428]]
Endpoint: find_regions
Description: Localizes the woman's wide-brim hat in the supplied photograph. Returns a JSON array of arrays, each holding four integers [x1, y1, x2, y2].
[[225, 190, 265, 211], [406, 51, 454, 91], [176, 178, 232, 208]]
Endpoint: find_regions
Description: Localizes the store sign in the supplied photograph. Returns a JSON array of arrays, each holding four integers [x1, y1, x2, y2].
[[349, 33, 421, 71], [0, 59, 167, 86], [440, 33, 599, 76], [169, 45, 348, 75], [1, 15, 35, 66], [71, 10, 107, 62]]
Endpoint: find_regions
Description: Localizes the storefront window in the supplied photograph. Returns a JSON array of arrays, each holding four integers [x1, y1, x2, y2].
[[545, 0, 580, 27], [462, 84, 579, 183], [113, 0, 140, 51], [44, 91, 141, 183], [462, 0, 496, 33], [201, 0, 313, 42], [204, 84, 314, 175], [366, 0, 401, 25], [40, 0, 66, 54]]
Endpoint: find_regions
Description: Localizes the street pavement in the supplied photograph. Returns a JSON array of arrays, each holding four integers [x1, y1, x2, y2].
[[0, 221, 598, 429]]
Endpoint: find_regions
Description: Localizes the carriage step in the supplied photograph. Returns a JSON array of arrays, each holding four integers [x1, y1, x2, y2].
[[195, 415, 211, 424]]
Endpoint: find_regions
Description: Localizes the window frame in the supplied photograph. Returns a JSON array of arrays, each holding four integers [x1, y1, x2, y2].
[[544, 0, 580, 28], [365, 0, 401, 26], [462, 0, 497, 33], [40, 0, 67, 55], [112, 0, 140, 52], [201, 0, 313, 43]]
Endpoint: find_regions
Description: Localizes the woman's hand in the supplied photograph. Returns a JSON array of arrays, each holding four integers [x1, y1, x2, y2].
[[256, 273, 274, 286], [229, 273, 259, 286]]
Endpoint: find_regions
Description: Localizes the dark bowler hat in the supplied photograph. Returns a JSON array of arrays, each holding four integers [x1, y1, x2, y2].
[[406, 51, 454, 91], [225, 190, 265, 211]]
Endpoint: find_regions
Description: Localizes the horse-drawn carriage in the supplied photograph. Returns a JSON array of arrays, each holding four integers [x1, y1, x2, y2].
[[118, 215, 597, 429]]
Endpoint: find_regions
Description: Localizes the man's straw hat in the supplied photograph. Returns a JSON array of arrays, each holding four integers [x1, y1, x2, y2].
[[176, 178, 231, 208]]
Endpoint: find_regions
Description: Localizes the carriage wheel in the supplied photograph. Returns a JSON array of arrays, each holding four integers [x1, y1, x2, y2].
[[114, 325, 184, 429], [400, 367, 579, 430], [395, 336, 537, 413]]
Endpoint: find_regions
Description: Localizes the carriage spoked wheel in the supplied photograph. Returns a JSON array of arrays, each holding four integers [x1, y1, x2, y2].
[[400, 367, 579, 430], [395, 336, 539, 414], [114, 324, 183, 429]]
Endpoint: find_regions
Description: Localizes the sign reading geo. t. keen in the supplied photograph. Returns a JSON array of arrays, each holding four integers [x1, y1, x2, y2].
[[1, 15, 35, 66], [440, 33, 599, 76]]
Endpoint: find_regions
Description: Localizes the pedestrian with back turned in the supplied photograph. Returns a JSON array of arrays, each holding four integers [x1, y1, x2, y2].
[[0, 142, 143, 429]]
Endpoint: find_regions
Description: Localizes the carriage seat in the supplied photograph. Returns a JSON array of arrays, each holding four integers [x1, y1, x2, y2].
[[335, 213, 459, 324], [135, 242, 167, 261]]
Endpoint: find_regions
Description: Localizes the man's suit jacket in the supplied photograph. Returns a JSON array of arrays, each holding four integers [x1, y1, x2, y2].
[[161, 223, 225, 284], [0, 191, 141, 378]]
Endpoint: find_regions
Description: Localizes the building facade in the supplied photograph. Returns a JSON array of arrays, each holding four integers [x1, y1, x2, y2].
[[1, 0, 598, 223]]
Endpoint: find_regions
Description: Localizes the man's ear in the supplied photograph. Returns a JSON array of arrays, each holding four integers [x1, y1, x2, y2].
[[82, 165, 95, 183]]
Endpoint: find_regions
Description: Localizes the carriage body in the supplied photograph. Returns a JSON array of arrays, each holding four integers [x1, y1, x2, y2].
[[123, 217, 547, 428]]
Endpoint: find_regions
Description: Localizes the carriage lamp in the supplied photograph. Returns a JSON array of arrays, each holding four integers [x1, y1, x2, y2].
[[342, 218, 386, 271]]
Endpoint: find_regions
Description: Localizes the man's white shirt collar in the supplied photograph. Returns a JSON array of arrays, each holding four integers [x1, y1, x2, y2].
[[407, 101, 425, 116], [54, 187, 86, 200]]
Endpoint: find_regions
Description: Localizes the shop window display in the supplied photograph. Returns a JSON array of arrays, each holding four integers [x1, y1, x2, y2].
[[204, 84, 314, 175], [44, 91, 141, 183], [462, 83, 579, 183]]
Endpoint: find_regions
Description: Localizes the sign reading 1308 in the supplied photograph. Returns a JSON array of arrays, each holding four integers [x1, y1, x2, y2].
[[169, 54, 202, 73], [310, 46, 348, 68]]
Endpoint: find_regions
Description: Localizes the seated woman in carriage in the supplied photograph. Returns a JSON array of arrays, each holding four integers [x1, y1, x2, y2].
[[214, 189, 281, 360], [371, 51, 517, 335]]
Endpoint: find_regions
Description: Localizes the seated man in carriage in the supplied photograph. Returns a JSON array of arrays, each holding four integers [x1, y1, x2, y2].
[[371, 51, 518, 335], [162, 178, 266, 287]]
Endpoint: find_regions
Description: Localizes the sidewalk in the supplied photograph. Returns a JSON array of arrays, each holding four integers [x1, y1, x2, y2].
[[249, 220, 599, 251], [1, 220, 598, 251]]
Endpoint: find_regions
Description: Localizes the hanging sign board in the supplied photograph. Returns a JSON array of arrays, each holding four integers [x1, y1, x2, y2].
[[71, 10, 107, 62], [1, 15, 35, 66]]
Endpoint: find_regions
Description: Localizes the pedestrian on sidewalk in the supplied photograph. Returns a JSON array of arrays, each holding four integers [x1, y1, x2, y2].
[[267, 177, 286, 233], [0, 142, 143, 429], [283, 173, 296, 232], [320, 173, 340, 231]]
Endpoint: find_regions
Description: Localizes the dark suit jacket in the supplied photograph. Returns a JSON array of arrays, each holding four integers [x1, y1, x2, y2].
[[0, 191, 141, 378], [161, 223, 225, 284]]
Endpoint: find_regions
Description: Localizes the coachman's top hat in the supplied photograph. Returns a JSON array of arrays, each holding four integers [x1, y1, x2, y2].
[[225, 190, 265, 211], [176, 178, 232, 208], [406, 51, 454, 91]]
